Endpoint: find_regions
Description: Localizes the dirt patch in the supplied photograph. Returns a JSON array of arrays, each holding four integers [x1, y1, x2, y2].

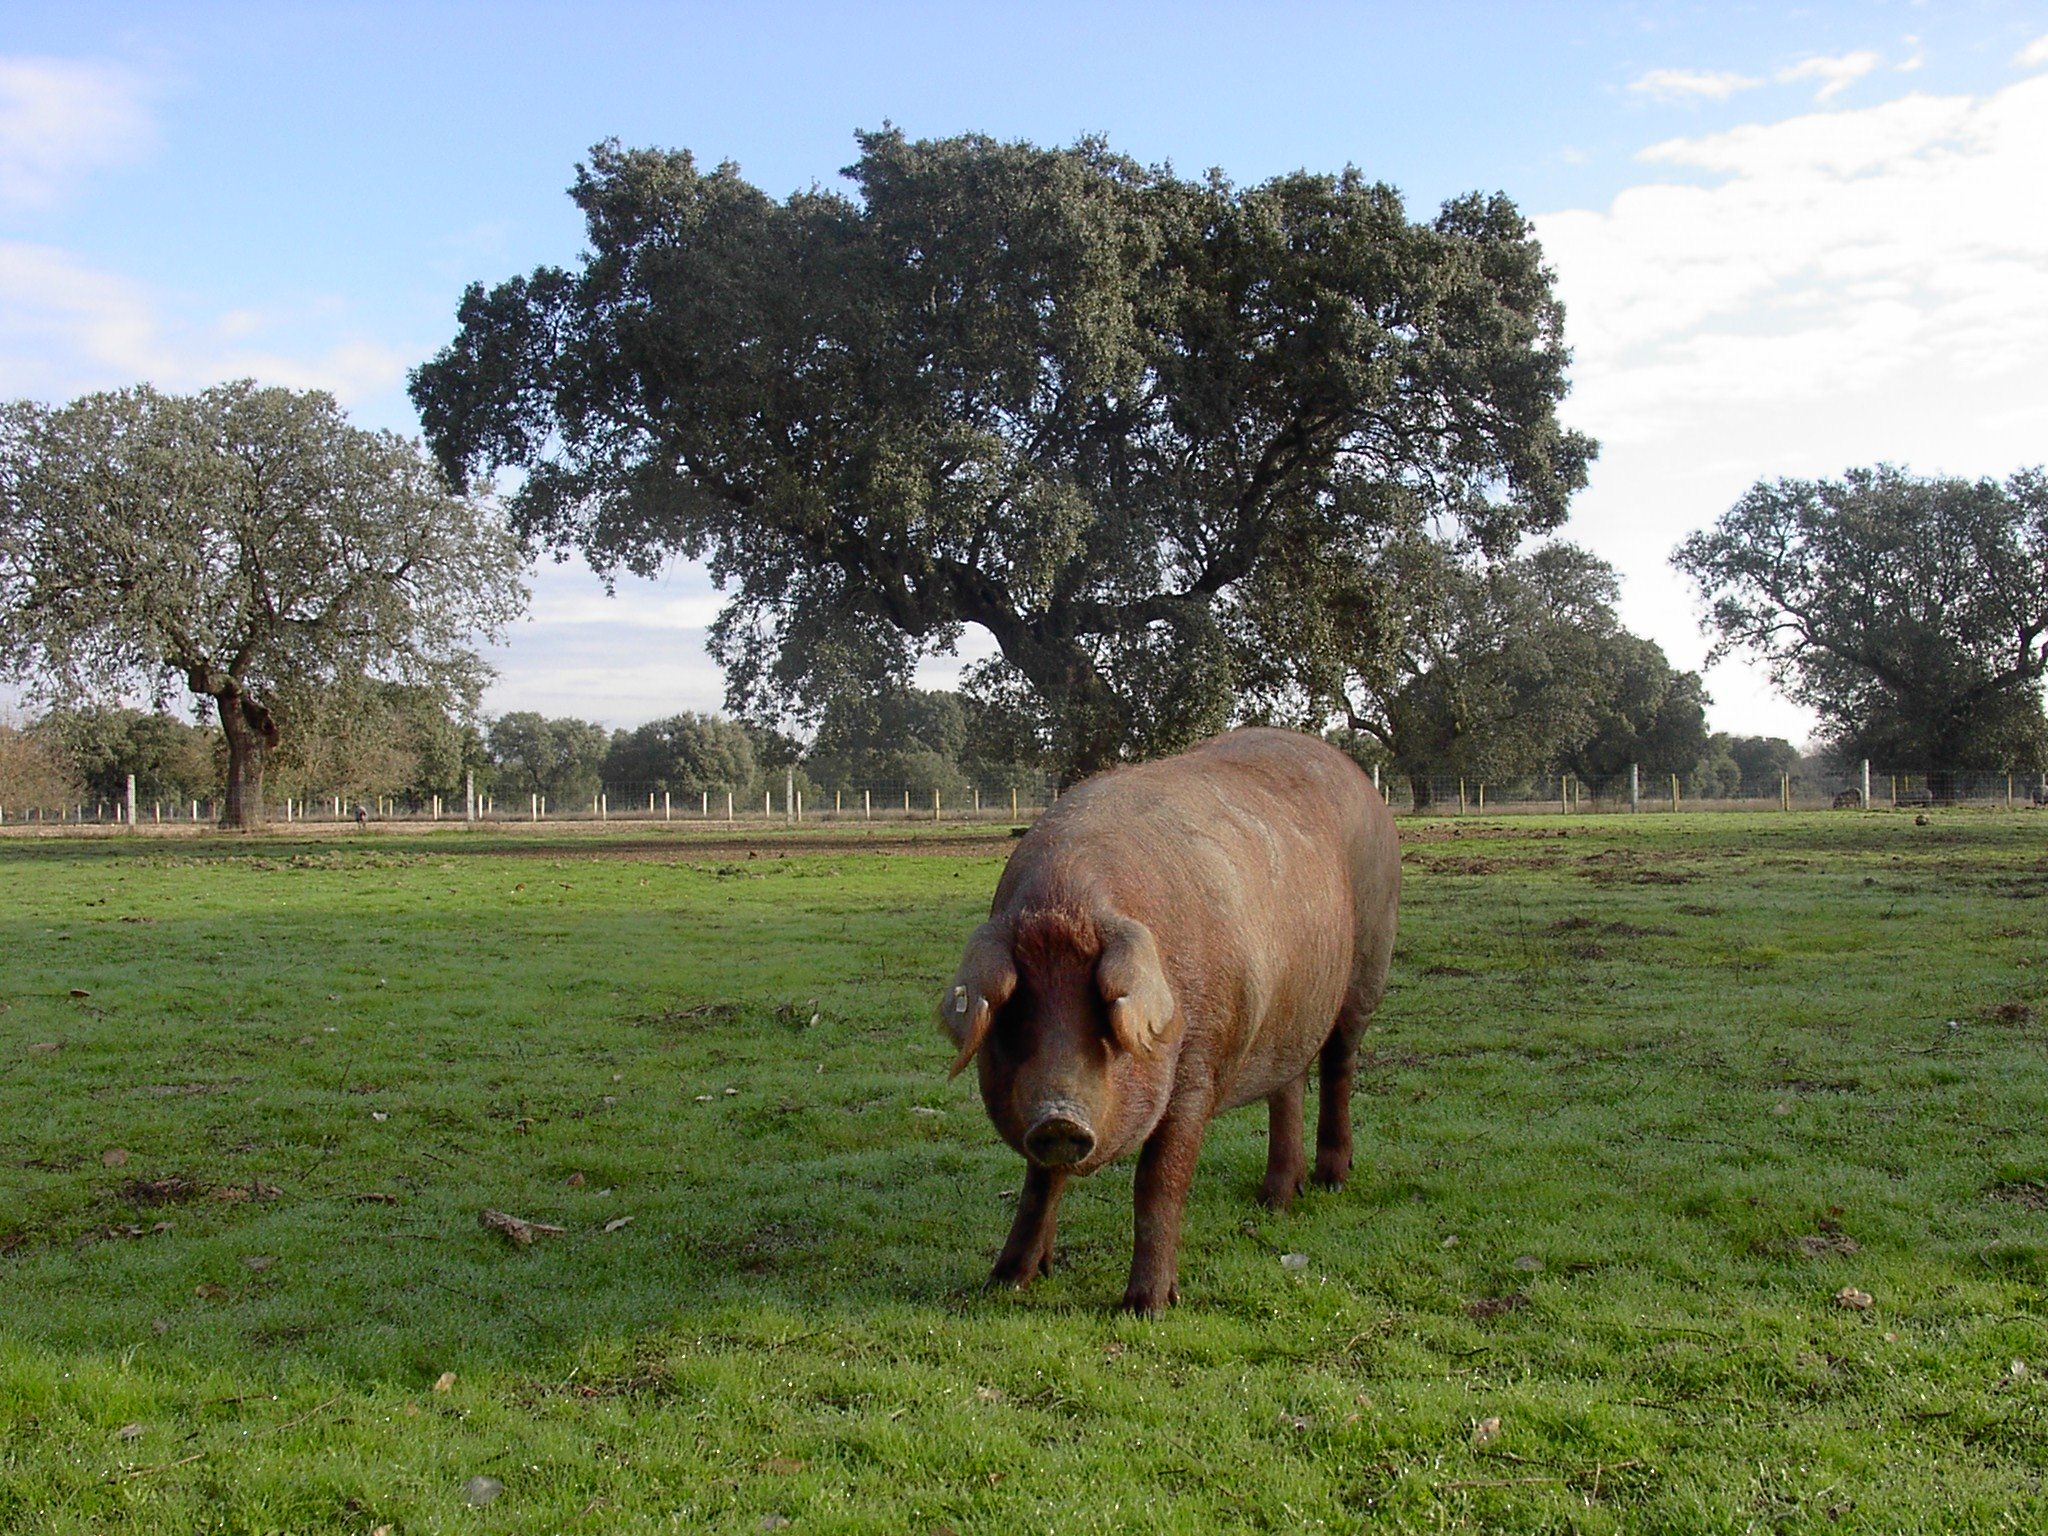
[[488, 832, 1015, 862], [1550, 916, 1679, 939], [1422, 963, 1479, 978], [119, 1176, 205, 1206], [1398, 824, 1576, 846], [1981, 999, 2038, 1026], [1757, 1226, 1860, 1259], [1986, 1179, 2047, 1210], [1466, 1292, 1530, 1320]]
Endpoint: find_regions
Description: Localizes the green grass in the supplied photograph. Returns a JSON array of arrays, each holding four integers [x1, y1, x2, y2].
[[1, 812, 2045, 1532]]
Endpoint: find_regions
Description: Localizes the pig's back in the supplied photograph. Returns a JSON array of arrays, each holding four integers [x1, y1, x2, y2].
[[1005, 730, 1395, 1104]]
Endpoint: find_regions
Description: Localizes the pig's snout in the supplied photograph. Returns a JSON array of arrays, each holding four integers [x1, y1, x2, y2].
[[1022, 1103, 1097, 1167]]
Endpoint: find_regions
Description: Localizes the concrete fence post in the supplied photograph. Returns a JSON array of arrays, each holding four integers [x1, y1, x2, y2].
[[786, 768, 795, 825], [125, 773, 137, 830]]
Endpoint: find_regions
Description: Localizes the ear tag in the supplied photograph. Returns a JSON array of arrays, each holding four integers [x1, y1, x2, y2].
[[953, 985, 969, 1016]]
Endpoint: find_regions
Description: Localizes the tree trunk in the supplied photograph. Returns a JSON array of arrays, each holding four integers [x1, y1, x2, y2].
[[1407, 772, 1434, 812], [215, 684, 281, 830]]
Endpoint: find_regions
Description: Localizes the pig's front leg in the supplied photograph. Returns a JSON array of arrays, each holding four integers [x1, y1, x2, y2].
[[1122, 1110, 1211, 1316], [1258, 1071, 1308, 1209], [989, 1162, 1068, 1288]]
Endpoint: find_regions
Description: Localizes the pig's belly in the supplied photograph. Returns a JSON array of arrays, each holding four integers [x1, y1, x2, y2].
[[1213, 982, 1347, 1111]]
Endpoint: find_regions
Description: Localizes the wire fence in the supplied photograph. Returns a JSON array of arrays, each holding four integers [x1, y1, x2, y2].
[[6, 763, 2048, 828]]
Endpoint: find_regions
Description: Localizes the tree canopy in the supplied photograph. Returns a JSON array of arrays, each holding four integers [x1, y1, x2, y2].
[[0, 383, 528, 826], [601, 712, 758, 796], [1673, 466, 2048, 769], [487, 712, 611, 807], [411, 130, 1594, 775], [1335, 539, 1705, 804]]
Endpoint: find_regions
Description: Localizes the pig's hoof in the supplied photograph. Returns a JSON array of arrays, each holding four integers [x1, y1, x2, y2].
[[1312, 1155, 1352, 1190], [987, 1250, 1050, 1290], [1119, 1282, 1177, 1317], [1256, 1177, 1300, 1211]]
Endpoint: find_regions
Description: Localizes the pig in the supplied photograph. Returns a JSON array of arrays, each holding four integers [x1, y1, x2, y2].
[[938, 726, 1399, 1314]]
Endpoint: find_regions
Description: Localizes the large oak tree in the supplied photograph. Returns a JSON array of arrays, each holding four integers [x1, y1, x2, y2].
[[1673, 466, 2048, 770], [411, 130, 1594, 775], [0, 383, 527, 828]]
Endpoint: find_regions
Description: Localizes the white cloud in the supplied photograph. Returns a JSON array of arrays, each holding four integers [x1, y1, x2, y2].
[[2017, 33, 2048, 68], [0, 56, 153, 210], [1628, 68, 1762, 102], [1535, 72, 2048, 741], [479, 565, 730, 727], [0, 240, 412, 408], [1776, 50, 1881, 102]]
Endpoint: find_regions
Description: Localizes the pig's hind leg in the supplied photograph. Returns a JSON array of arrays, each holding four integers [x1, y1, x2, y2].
[[1312, 1022, 1360, 1189], [1258, 1071, 1309, 1209], [989, 1163, 1068, 1289]]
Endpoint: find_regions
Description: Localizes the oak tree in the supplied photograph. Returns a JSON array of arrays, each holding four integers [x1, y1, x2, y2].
[[1674, 466, 2048, 770], [411, 131, 1594, 776], [0, 382, 526, 828]]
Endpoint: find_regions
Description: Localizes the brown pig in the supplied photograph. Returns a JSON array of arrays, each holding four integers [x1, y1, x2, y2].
[[939, 726, 1399, 1314]]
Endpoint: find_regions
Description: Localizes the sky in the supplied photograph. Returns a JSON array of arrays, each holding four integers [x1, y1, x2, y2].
[[4, 0, 2047, 749]]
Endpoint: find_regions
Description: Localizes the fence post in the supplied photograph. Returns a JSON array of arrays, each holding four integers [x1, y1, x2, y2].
[[786, 769, 795, 825], [1457, 778, 1466, 815], [530, 793, 538, 822], [934, 788, 942, 822], [796, 790, 803, 823], [1630, 763, 1639, 813], [1862, 760, 1871, 810], [466, 770, 476, 822], [726, 791, 733, 823], [836, 790, 842, 815], [765, 789, 772, 819], [1560, 775, 1567, 815], [2007, 774, 2014, 809], [1670, 773, 1680, 812], [904, 789, 911, 815], [865, 789, 872, 821], [973, 787, 980, 815], [1781, 772, 1790, 811], [1011, 788, 1018, 819], [1372, 764, 1381, 795], [125, 773, 137, 831], [702, 790, 709, 818]]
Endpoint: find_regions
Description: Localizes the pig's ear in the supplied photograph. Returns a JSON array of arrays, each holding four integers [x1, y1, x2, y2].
[[939, 922, 1016, 1078], [1097, 913, 1177, 1057]]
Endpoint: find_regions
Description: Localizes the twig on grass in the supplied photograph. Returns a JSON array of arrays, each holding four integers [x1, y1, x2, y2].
[[258, 1394, 344, 1436], [114, 1449, 207, 1481], [1443, 1458, 1644, 1492]]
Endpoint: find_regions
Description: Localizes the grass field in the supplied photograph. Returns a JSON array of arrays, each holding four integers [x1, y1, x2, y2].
[[1, 811, 2045, 1533]]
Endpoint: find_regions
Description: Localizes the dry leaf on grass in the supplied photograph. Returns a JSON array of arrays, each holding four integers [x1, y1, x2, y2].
[[1472, 1415, 1502, 1447], [115, 1422, 143, 1440], [242, 1255, 276, 1272], [479, 1209, 565, 1246], [101, 1148, 129, 1167], [602, 1216, 633, 1233], [760, 1457, 808, 1475], [1835, 1286, 1875, 1310], [433, 1371, 456, 1392], [69, 988, 91, 998], [462, 1475, 502, 1506]]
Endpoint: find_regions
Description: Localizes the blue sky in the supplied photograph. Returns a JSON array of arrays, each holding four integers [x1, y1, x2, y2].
[[5, 1, 2048, 745]]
